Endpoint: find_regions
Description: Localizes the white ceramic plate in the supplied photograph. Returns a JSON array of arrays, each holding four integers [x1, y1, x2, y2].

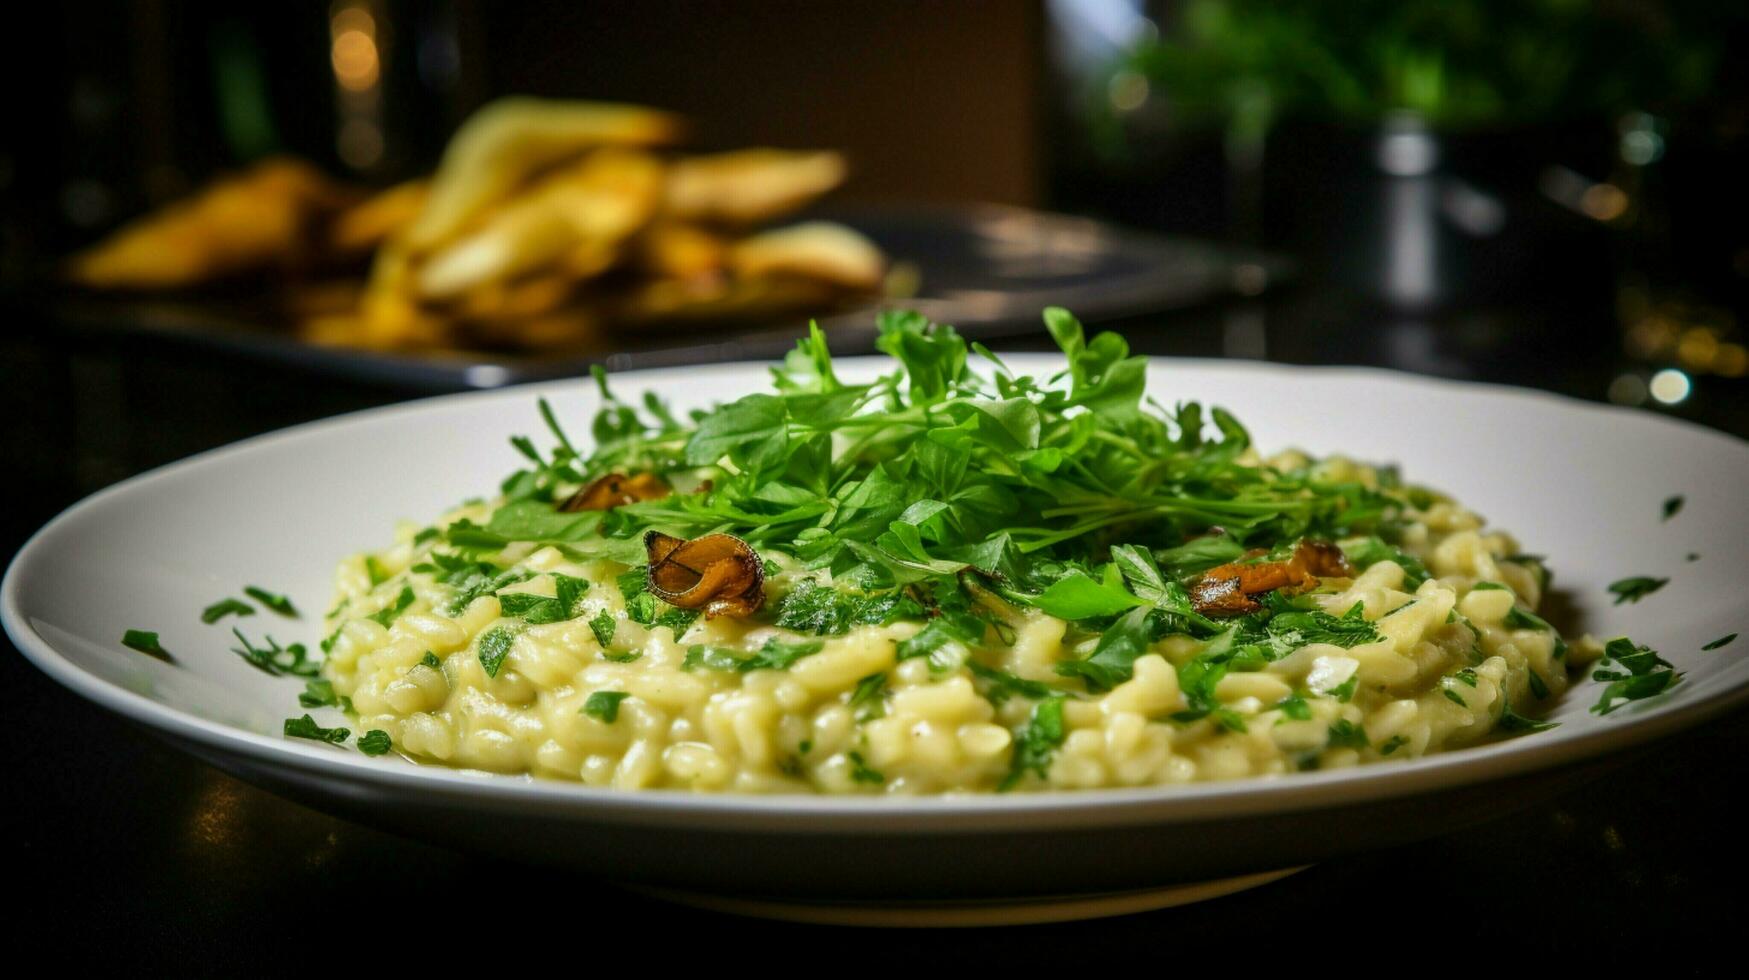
[[8, 357, 1748, 922]]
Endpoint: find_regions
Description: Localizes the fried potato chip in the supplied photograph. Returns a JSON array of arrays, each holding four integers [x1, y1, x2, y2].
[[610, 273, 844, 326], [729, 221, 885, 291], [68, 157, 354, 289], [414, 148, 664, 300], [405, 97, 682, 252], [329, 179, 429, 256], [632, 221, 729, 283], [664, 149, 846, 225]]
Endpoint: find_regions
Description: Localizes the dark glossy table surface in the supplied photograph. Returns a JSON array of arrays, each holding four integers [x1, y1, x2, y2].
[[4, 286, 1744, 969]]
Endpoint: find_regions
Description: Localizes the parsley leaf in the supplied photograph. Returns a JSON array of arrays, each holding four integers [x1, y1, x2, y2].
[[284, 715, 349, 745], [358, 730, 393, 755], [847, 751, 886, 785], [683, 637, 825, 673], [477, 626, 518, 678], [1703, 633, 1738, 651], [243, 586, 298, 617], [1608, 576, 1668, 605], [1000, 696, 1067, 790], [1591, 637, 1681, 714], [583, 691, 631, 723], [121, 629, 173, 662], [201, 599, 254, 624], [230, 629, 318, 677], [1662, 495, 1684, 521]]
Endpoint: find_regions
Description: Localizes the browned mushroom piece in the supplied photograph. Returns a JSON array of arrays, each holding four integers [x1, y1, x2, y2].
[[1189, 539, 1354, 617], [559, 472, 672, 512], [643, 530, 765, 618]]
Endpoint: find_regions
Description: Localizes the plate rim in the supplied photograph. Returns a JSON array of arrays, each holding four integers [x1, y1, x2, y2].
[[7, 355, 1748, 832]]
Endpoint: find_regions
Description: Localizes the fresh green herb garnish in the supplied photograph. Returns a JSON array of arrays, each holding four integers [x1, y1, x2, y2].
[[244, 586, 298, 617], [497, 574, 591, 625], [477, 627, 518, 678], [1326, 675, 1359, 703], [1498, 699, 1556, 733], [1607, 576, 1668, 605], [1327, 719, 1369, 749], [683, 637, 825, 673], [967, 661, 1055, 705], [583, 691, 631, 723], [299, 678, 342, 708], [284, 714, 349, 745], [357, 730, 393, 755], [1662, 495, 1684, 521], [1274, 692, 1312, 721], [1378, 734, 1410, 755], [1591, 637, 1681, 714], [420, 651, 442, 669], [587, 609, 616, 648], [369, 586, 416, 627], [231, 629, 318, 677], [846, 751, 886, 785], [201, 598, 254, 624], [848, 672, 889, 720], [121, 629, 172, 662], [1527, 668, 1550, 700], [1000, 697, 1067, 790], [1703, 633, 1737, 651]]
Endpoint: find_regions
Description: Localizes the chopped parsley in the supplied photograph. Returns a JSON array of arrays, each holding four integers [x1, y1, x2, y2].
[[1274, 692, 1312, 721], [369, 586, 416, 627], [358, 729, 394, 755], [1607, 576, 1668, 605], [1378, 734, 1410, 755], [587, 609, 616, 648], [230, 629, 318, 677], [477, 626, 518, 678], [583, 691, 631, 723], [849, 672, 889, 720], [1662, 495, 1684, 521], [497, 574, 590, 625], [1497, 698, 1556, 733], [243, 586, 298, 617], [1327, 719, 1369, 749], [420, 651, 442, 669], [1591, 637, 1681, 714], [967, 661, 1054, 705], [1703, 633, 1738, 651], [298, 678, 344, 708], [284, 714, 349, 745], [201, 598, 254, 624], [847, 751, 885, 785], [683, 637, 824, 673], [1000, 697, 1067, 790], [121, 629, 172, 662]]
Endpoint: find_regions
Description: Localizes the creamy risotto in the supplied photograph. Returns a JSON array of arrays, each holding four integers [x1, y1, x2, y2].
[[318, 308, 1590, 793]]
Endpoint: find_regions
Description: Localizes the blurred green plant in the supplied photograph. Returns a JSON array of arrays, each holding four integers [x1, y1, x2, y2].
[[1091, 0, 1725, 157]]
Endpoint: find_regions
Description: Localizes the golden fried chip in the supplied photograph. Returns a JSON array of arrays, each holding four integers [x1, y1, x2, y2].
[[633, 222, 728, 283], [405, 97, 682, 252], [68, 157, 353, 289], [664, 149, 846, 225], [414, 148, 664, 300], [729, 221, 885, 291], [329, 179, 430, 256]]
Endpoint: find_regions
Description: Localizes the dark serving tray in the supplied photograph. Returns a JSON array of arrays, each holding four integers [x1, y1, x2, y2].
[[17, 202, 1289, 391]]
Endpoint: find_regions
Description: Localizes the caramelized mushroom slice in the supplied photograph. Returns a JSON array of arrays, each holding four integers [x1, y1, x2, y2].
[[644, 530, 765, 618], [1190, 539, 1354, 617], [560, 472, 672, 512]]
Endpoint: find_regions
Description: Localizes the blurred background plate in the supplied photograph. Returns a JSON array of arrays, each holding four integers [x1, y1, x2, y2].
[[22, 203, 1287, 390]]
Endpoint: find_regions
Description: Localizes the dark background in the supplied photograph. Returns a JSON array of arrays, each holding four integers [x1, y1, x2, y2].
[[3, 1, 1746, 966]]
